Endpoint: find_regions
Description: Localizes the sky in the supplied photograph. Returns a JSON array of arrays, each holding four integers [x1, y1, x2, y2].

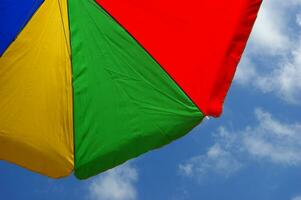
[[1, 1, 301, 200]]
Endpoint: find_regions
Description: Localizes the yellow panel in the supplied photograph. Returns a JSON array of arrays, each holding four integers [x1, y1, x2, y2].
[[0, 0, 73, 178]]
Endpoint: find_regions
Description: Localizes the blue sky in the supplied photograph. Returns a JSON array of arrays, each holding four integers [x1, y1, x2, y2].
[[1, 1, 301, 200]]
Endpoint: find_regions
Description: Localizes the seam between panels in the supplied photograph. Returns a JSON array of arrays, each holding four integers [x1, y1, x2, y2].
[[57, 0, 74, 171], [65, 0, 76, 173], [57, 0, 71, 56], [93, 0, 205, 117], [0, 0, 45, 57], [23, 0, 44, 35]]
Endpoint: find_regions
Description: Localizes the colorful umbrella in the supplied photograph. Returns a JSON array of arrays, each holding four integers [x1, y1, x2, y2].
[[0, 0, 262, 179]]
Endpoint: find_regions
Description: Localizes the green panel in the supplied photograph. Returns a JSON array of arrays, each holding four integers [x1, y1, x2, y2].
[[69, 0, 204, 179]]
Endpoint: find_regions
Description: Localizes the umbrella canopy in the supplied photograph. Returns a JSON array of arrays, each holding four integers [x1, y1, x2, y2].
[[0, 0, 262, 179]]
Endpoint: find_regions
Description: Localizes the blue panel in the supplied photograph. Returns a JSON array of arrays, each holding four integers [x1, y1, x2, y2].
[[0, 0, 44, 56]]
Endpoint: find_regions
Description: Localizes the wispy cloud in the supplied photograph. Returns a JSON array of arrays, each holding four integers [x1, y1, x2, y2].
[[235, 56, 257, 85], [292, 195, 301, 200], [179, 109, 301, 180], [243, 109, 301, 165], [235, 1, 301, 104], [249, 0, 293, 55], [179, 143, 242, 180], [88, 163, 138, 200]]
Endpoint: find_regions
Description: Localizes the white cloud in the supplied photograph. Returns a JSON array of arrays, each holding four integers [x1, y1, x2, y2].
[[243, 109, 301, 165], [256, 41, 301, 103], [249, 0, 293, 55], [88, 163, 138, 200], [235, 56, 257, 85], [297, 13, 301, 26], [179, 109, 301, 179], [235, 3, 301, 104], [292, 195, 301, 200], [237, 43, 301, 104], [179, 143, 242, 180]]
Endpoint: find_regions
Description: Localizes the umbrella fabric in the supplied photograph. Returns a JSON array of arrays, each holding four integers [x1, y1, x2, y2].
[[0, 0, 73, 178], [0, 0, 262, 179], [96, 0, 262, 117], [69, 0, 203, 179], [0, 0, 44, 55]]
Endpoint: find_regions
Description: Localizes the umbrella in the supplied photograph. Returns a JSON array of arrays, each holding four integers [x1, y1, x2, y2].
[[0, 0, 262, 179]]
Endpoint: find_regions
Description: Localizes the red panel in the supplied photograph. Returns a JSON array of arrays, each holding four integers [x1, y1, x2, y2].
[[95, 0, 262, 117]]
